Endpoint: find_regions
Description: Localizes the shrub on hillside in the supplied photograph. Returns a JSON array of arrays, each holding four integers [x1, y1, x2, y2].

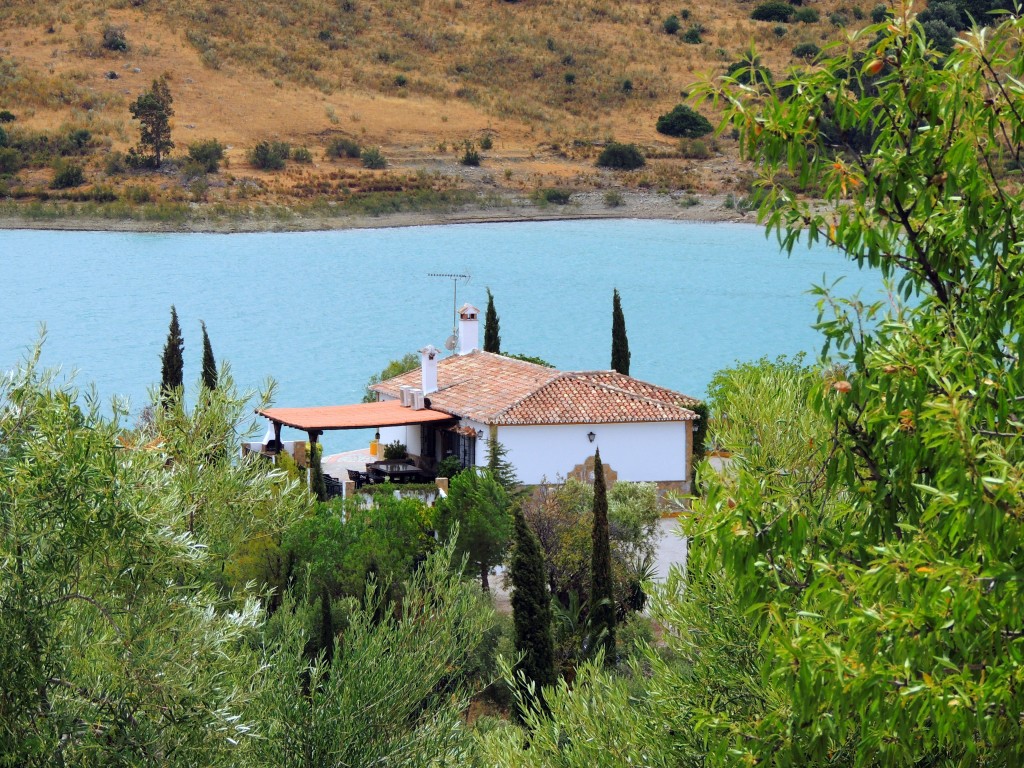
[[187, 139, 225, 172], [829, 10, 848, 25], [0, 110, 15, 123], [655, 104, 713, 138], [292, 146, 313, 163], [361, 146, 387, 169], [663, 14, 681, 34], [793, 7, 819, 22], [536, 188, 571, 205], [870, 3, 888, 21], [326, 136, 361, 159], [0, 147, 20, 174], [51, 160, 84, 189], [596, 142, 645, 170], [102, 25, 129, 52], [460, 140, 481, 166], [792, 42, 820, 59], [726, 57, 774, 87], [249, 140, 290, 170], [0, 126, 7, 148], [751, 1, 794, 22], [480, 134, 493, 150], [683, 25, 704, 43]]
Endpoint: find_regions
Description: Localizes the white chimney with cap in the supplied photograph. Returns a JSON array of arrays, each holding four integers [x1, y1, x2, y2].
[[458, 303, 480, 355], [420, 344, 439, 395]]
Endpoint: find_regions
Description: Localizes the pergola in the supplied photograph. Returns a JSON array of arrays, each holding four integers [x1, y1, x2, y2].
[[256, 400, 456, 448]]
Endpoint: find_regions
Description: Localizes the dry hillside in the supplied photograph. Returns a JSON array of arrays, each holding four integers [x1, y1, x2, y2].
[[0, 0, 879, 223]]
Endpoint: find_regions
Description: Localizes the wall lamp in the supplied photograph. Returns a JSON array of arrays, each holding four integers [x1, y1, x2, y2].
[[587, 431, 596, 443], [476, 429, 485, 440]]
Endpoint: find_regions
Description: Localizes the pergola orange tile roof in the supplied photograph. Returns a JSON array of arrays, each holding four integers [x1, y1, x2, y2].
[[257, 400, 455, 432], [372, 351, 699, 426]]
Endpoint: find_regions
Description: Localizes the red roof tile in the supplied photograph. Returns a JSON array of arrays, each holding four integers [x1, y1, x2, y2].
[[372, 351, 699, 426]]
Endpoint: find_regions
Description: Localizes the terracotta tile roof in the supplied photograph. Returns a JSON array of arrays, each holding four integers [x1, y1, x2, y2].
[[372, 351, 699, 426]]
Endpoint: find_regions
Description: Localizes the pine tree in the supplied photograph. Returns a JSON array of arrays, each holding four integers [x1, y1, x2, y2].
[[128, 76, 174, 167], [160, 305, 184, 405], [200, 320, 217, 390], [589, 449, 616, 664], [484, 287, 501, 353], [611, 288, 630, 375], [486, 434, 519, 493], [510, 504, 555, 715]]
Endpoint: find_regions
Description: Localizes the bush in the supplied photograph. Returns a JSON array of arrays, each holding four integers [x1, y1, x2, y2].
[[663, 14, 681, 34], [361, 146, 387, 169], [537, 188, 571, 204], [773, 24, 788, 36], [480, 134, 493, 150], [51, 160, 84, 189], [326, 136, 361, 158], [792, 42, 820, 59], [726, 57, 774, 87], [678, 138, 711, 159], [870, 3, 888, 22], [249, 140, 290, 170], [793, 7, 819, 22], [101, 25, 129, 52], [382, 440, 408, 460], [828, 10, 848, 25], [393, 74, 407, 87], [621, 78, 633, 93], [104, 151, 126, 175], [292, 146, 313, 163], [0, 147, 20, 174], [656, 104, 713, 138], [460, 140, 480, 166], [0, 110, 15, 123], [564, 72, 576, 85], [437, 455, 464, 479], [604, 189, 624, 207], [124, 185, 153, 203], [683, 25, 703, 43], [64, 129, 91, 153], [0, 126, 6, 147], [187, 139, 225, 172], [751, 1, 794, 21], [596, 142, 645, 170]]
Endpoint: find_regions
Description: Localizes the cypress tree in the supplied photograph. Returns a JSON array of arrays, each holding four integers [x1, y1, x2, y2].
[[200, 320, 217, 390], [510, 504, 555, 715], [484, 287, 501, 353], [160, 305, 184, 405], [611, 288, 630, 375], [589, 449, 616, 664], [309, 441, 328, 502], [486, 433, 519, 493]]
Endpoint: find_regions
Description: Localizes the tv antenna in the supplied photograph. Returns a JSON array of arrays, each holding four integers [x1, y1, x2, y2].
[[428, 272, 470, 349]]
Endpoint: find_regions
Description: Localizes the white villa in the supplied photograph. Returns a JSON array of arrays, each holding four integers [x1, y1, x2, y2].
[[257, 304, 701, 493]]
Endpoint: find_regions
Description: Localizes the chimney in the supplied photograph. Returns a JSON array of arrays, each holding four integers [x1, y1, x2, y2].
[[458, 303, 480, 355], [420, 344, 439, 395]]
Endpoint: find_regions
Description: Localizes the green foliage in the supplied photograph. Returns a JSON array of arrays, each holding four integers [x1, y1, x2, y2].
[[611, 288, 630, 375], [604, 189, 624, 207], [663, 14, 681, 34], [460, 139, 481, 166], [188, 138, 225, 172], [160, 305, 184, 402], [509, 504, 555, 714], [827, 10, 848, 25], [486, 435, 519, 492], [128, 76, 174, 167], [50, 159, 83, 189], [689, 400, 709, 484], [596, 142, 645, 170], [791, 41, 820, 59], [480, 133, 494, 150], [326, 136, 361, 158], [683, 12, 1024, 763], [0, 125, 6, 147], [362, 352, 419, 402], [589, 450, 615, 664], [101, 25, 129, 52], [434, 469, 512, 592], [291, 145, 313, 163], [247, 542, 495, 766], [382, 440, 408, 460], [725, 53, 774, 87], [361, 146, 387, 169], [437, 455, 465, 479], [793, 6, 819, 21], [484, 287, 501, 353], [308, 442, 327, 502], [682, 25, 703, 43], [536, 187, 571, 204], [0, 146, 19, 174], [655, 103, 713, 138], [249, 140, 290, 170], [751, 0, 794, 21], [200, 319, 217, 390], [0, 110, 15, 123], [870, 2, 888, 21]]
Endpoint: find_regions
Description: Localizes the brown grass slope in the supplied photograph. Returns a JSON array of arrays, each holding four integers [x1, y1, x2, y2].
[[0, 0, 876, 220]]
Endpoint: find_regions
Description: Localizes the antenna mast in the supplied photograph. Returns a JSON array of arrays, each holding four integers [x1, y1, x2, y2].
[[428, 272, 470, 340]]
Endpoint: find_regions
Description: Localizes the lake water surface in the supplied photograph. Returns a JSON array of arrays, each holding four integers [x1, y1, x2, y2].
[[0, 219, 883, 452]]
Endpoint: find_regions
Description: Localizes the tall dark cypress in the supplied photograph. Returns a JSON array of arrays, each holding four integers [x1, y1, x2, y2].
[[484, 287, 501, 353], [589, 449, 616, 664], [611, 288, 630, 375], [309, 441, 328, 502], [510, 504, 555, 714], [160, 305, 184, 404], [200, 320, 217, 390]]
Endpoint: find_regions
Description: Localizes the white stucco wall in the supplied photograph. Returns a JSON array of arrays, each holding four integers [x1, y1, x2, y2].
[[494, 421, 689, 485]]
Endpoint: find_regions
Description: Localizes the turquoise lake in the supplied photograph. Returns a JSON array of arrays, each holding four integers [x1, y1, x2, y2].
[[0, 219, 884, 452]]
